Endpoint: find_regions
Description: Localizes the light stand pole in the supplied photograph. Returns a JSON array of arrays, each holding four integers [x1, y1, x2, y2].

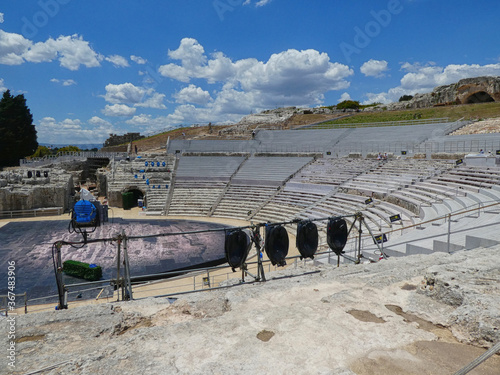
[[122, 230, 133, 300], [55, 242, 68, 310]]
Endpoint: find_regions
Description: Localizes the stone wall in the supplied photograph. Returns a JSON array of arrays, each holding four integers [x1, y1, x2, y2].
[[0, 169, 73, 212]]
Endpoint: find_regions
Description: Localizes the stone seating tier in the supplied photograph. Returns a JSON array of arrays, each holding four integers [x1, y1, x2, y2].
[[175, 156, 246, 179]]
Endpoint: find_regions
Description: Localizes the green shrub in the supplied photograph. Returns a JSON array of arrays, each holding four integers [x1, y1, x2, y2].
[[31, 146, 52, 158], [337, 100, 360, 110], [58, 145, 81, 152], [63, 260, 102, 281], [399, 95, 414, 102]]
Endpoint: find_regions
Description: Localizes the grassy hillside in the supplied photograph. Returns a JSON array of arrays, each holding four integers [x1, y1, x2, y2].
[[320, 102, 500, 127], [109, 102, 500, 152], [121, 124, 235, 152]]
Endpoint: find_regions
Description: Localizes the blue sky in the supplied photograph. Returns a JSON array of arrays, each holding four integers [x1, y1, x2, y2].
[[1, 0, 500, 145]]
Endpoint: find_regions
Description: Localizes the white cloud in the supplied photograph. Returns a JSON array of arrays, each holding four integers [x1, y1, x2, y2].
[[0, 31, 102, 70], [125, 99, 244, 134], [102, 82, 166, 109], [0, 78, 6, 92], [399, 62, 500, 91], [363, 62, 500, 104], [50, 78, 77, 86], [37, 116, 113, 144], [256, 0, 272, 6], [363, 87, 407, 105], [126, 88, 267, 131], [0, 13, 4, 23], [130, 55, 147, 64], [243, 0, 273, 6], [174, 84, 212, 105], [135, 92, 167, 109], [88, 116, 112, 127], [102, 104, 136, 117], [103, 82, 146, 105], [125, 114, 154, 127], [360, 59, 389, 78], [125, 114, 174, 133], [159, 38, 353, 110], [151, 38, 356, 126], [338, 92, 351, 102], [0, 30, 32, 65], [105, 54, 129, 68], [168, 38, 206, 68], [24, 34, 102, 70]]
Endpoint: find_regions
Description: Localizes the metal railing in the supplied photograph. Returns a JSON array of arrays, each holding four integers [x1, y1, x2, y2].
[[416, 142, 497, 154], [0, 292, 27, 316], [304, 117, 450, 130], [14, 200, 500, 314], [0, 207, 64, 219], [19, 151, 128, 167], [444, 117, 470, 135]]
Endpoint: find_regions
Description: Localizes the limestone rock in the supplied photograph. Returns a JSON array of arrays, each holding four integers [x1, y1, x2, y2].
[[417, 250, 500, 346], [2, 247, 500, 374], [375, 76, 500, 111], [0, 168, 73, 211]]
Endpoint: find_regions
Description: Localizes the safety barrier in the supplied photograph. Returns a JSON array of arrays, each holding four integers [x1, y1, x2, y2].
[[12, 201, 500, 315], [0, 207, 64, 219], [19, 151, 128, 167], [0, 292, 27, 316], [304, 117, 450, 130]]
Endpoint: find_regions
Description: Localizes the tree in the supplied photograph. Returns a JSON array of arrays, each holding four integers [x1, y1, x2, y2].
[[337, 100, 360, 110], [0, 90, 38, 168], [58, 145, 81, 152], [399, 95, 414, 102], [31, 145, 52, 158]]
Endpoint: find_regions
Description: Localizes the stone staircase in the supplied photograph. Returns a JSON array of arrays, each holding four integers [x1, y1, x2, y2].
[[106, 155, 174, 213], [358, 186, 500, 260]]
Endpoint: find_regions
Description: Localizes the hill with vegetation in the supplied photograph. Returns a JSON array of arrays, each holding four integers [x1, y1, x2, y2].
[[104, 102, 500, 153]]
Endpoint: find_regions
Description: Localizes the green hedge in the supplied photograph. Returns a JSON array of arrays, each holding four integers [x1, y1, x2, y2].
[[63, 260, 102, 281]]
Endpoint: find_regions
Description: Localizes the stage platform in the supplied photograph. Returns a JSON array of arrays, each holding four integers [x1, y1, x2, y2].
[[0, 218, 230, 303]]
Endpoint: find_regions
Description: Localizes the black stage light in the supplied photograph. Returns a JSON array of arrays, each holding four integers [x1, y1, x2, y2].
[[327, 217, 348, 256], [44, 171, 49, 178], [27, 171, 32, 178], [36, 170, 41, 178], [265, 225, 289, 266], [373, 234, 388, 244], [225, 229, 252, 271], [296, 220, 318, 259], [389, 214, 401, 222]]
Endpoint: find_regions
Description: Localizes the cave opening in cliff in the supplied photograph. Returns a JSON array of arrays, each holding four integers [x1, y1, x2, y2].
[[123, 188, 144, 209], [465, 91, 495, 104]]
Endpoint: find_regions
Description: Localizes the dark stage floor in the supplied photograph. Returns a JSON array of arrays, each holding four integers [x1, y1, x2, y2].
[[0, 219, 230, 303]]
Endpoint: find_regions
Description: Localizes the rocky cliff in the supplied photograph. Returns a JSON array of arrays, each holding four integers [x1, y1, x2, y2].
[[380, 76, 500, 111]]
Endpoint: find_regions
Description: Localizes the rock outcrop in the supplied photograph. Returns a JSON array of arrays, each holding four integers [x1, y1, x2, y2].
[[238, 107, 300, 126], [3, 247, 499, 374], [237, 106, 339, 127], [379, 76, 500, 111], [0, 168, 73, 211]]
